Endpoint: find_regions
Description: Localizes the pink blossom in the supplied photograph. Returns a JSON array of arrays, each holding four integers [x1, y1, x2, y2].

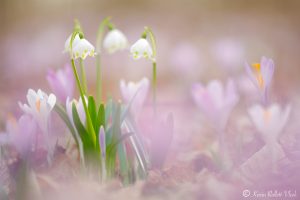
[[120, 77, 150, 119], [47, 64, 74, 103], [191, 79, 239, 130]]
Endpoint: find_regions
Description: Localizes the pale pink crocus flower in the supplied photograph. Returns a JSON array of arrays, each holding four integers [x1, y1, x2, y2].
[[191, 80, 239, 157], [18, 89, 56, 132], [191, 79, 239, 131], [0, 114, 37, 159], [245, 56, 274, 104], [47, 64, 74, 103], [248, 103, 291, 171], [18, 89, 56, 162], [120, 77, 150, 119]]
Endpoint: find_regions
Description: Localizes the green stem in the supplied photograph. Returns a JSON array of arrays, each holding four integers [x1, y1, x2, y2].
[[152, 61, 157, 114], [79, 58, 88, 94], [71, 59, 97, 147], [96, 55, 102, 103]]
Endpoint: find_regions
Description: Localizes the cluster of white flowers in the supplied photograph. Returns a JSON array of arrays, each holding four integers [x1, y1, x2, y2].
[[64, 28, 154, 61]]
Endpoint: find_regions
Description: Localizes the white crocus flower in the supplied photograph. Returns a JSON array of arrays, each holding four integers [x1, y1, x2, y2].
[[19, 89, 56, 131], [120, 77, 149, 118], [130, 38, 154, 61], [64, 33, 81, 53], [248, 103, 291, 144], [248, 103, 291, 171], [18, 89, 56, 162], [103, 29, 128, 53], [66, 96, 88, 126]]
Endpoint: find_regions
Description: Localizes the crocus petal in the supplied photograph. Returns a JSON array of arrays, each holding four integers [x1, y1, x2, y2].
[[244, 62, 257, 88], [99, 126, 106, 158], [47, 94, 57, 110], [278, 105, 291, 134], [261, 58, 274, 88], [47, 65, 74, 103], [248, 103, 291, 144], [248, 104, 265, 134], [207, 80, 224, 109], [120, 77, 149, 118]]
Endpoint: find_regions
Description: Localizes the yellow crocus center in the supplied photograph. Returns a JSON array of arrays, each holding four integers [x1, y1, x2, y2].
[[251, 63, 264, 89], [36, 99, 41, 112]]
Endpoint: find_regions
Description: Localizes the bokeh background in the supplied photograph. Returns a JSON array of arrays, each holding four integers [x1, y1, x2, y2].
[[1, 0, 300, 125]]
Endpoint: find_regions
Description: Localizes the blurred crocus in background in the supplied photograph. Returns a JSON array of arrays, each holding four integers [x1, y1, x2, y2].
[[248, 103, 291, 171], [191, 79, 239, 131], [120, 77, 149, 119], [0, 114, 37, 159], [245, 56, 274, 104], [191, 79, 239, 162], [47, 65, 74, 103], [213, 39, 245, 72]]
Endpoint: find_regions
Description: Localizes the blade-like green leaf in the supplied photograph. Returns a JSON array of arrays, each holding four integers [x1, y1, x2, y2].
[[88, 96, 97, 130], [54, 104, 79, 146], [97, 103, 106, 133], [72, 103, 91, 148]]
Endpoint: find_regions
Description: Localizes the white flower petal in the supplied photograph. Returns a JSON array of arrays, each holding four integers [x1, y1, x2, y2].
[[47, 94, 57, 109], [103, 29, 128, 53], [130, 38, 153, 60]]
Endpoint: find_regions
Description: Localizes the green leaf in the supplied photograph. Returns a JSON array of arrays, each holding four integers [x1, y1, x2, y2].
[[97, 103, 105, 133], [88, 96, 97, 131], [54, 104, 79, 146], [72, 103, 91, 148]]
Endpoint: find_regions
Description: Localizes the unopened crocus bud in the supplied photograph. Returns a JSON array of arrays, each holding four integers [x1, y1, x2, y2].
[[99, 126, 106, 158], [245, 56, 274, 104]]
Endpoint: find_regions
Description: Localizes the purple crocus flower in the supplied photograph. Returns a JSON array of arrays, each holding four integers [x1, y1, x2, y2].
[[98, 126, 106, 158], [120, 77, 150, 119], [245, 56, 274, 104], [0, 114, 37, 159], [47, 64, 74, 103], [191, 79, 239, 131]]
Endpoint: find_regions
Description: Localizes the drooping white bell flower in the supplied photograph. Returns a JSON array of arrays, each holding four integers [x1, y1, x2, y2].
[[64, 33, 96, 60], [18, 89, 56, 131], [120, 77, 149, 118], [72, 38, 96, 60], [248, 103, 291, 144], [130, 38, 154, 61], [103, 29, 128, 53], [64, 33, 81, 53]]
